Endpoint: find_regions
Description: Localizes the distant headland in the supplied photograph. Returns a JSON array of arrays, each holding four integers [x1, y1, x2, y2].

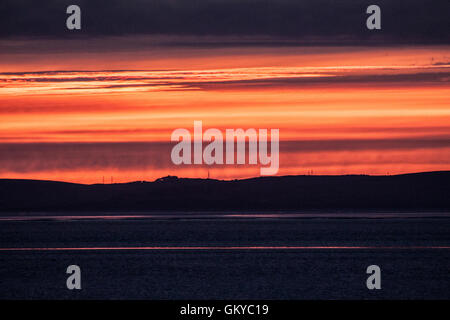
[[0, 171, 449, 213]]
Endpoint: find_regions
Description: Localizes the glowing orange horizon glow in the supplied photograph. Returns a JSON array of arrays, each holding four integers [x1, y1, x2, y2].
[[0, 44, 449, 183]]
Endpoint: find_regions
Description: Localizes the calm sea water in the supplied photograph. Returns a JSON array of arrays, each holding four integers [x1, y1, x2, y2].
[[0, 214, 449, 299]]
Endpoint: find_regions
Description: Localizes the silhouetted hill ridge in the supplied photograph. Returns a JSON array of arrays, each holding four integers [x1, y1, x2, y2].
[[0, 171, 449, 213]]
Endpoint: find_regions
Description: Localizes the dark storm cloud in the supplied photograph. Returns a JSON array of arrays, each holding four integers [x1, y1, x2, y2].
[[1, 138, 450, 173], [1, 69, 448, 94], [0, 0, 448, 44], [173, 72, 450, 91]]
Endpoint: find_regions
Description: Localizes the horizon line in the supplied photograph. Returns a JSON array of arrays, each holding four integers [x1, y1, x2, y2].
[[1, 170, 449, 186], [1, 246, 450, 252]]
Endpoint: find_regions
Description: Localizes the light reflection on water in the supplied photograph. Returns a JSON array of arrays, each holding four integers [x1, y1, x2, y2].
[[1, 212, 450, 221]]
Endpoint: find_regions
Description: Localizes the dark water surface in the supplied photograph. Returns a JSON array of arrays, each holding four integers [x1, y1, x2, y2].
[[0, 215, 449, 299]]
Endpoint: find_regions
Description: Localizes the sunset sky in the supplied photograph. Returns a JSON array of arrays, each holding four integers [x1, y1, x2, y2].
[[0, 0, 449, 183]]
